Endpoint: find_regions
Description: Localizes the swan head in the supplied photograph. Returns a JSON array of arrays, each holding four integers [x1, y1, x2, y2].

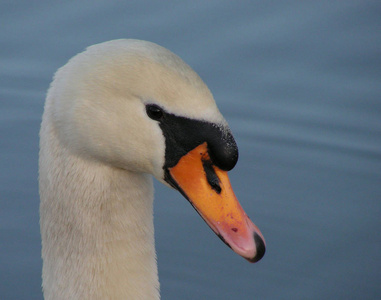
[[47, 39, 265, 263]]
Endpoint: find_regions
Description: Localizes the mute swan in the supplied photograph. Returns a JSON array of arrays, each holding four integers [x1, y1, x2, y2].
[[39, 39, 265, 300]]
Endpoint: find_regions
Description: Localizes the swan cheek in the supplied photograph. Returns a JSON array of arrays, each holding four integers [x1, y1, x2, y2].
[[166, 143, 266, 263]]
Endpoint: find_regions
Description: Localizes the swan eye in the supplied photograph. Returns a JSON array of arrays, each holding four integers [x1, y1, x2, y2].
[[146, 104, 164, 121]]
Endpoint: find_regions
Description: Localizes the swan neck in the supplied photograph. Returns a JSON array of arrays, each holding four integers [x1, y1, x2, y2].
[[39, 124, 159, 299]]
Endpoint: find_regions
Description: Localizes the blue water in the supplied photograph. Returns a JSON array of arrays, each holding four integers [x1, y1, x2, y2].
[[1, 1, 380, 299]]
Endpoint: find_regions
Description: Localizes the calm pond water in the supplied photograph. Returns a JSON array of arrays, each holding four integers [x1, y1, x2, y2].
[[1, 1, 380, 299]]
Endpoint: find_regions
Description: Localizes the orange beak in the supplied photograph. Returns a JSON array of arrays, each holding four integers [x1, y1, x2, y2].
[[168, 143, 265, 263]]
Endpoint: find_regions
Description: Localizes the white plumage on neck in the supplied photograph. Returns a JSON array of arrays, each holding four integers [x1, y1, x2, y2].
[[40, 108, 159, 299]]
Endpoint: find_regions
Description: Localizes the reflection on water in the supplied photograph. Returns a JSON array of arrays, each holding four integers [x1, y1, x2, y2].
[[1, 1, 380, 299]]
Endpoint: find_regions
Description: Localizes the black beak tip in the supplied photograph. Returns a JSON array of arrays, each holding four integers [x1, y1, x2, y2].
[[248, 232, 266, 263]]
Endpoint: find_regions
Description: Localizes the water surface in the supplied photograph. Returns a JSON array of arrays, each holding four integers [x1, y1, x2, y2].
[[1, 1, 380, 299]]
